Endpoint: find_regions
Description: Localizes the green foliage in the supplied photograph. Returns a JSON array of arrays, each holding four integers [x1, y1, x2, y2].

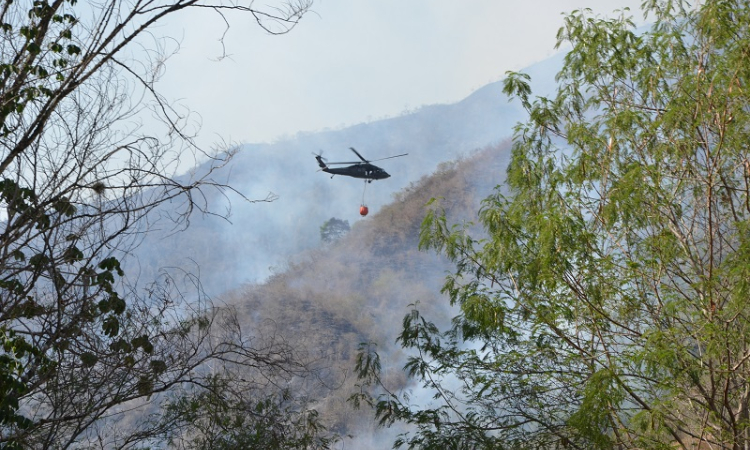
[[0, 328, 37, 434], [0, 156, 137, 446], [163, 376, 337, 450], [0, 0, 316, 447], [320, 217, 350, 243], [355, 1, 750, 448]]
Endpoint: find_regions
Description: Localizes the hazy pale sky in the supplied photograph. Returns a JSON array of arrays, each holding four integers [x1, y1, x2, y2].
[[157, 1, 645, 148]]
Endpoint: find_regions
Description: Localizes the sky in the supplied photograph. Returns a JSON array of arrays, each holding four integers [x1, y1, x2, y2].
[[156, 0, 646, 149]]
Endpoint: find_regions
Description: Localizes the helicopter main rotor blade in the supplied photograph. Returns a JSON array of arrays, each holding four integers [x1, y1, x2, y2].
[[369, 153, 408, 163], [349, 147, 369, 163], [324, 161, 361, 165]]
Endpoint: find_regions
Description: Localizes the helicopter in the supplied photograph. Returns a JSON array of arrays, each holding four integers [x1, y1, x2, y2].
[[315, 147, 408, 183]]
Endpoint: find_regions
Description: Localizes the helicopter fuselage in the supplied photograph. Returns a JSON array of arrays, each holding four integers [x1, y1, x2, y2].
[[317, 156, 390, 181]]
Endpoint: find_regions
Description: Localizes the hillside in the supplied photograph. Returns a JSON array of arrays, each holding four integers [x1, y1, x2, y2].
[[217, 141, 512, 444], [112, 51, 566, 446], [127, 52, 563, 298]]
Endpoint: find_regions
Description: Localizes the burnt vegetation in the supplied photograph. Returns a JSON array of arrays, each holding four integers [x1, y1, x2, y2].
[[220, 141, 512, 438]]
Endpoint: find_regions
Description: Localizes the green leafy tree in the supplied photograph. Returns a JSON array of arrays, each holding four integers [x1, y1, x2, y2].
[[0, 0, 331, 448], [320, 217, 350, 243], [163, 377, 337, 450], [353, 1, 750, 448]]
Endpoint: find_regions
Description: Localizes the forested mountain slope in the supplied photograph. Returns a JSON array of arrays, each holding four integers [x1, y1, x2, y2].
[[219, 141, 512, 441], [129, 53, 562, 298], [113, 51, 562, 447]]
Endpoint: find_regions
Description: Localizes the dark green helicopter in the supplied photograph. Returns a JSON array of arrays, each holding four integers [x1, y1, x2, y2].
[[315, 147, 407, 183]]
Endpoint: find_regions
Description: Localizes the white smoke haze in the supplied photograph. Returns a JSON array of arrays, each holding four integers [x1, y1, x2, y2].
[[128, 51, 565, 295], [108, 53, 570, 446], [0, 2, 662, 447], [119, 5, 646, 444]]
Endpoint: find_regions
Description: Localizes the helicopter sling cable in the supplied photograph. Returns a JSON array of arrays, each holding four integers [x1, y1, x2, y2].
[[360, 181, 369, 217]]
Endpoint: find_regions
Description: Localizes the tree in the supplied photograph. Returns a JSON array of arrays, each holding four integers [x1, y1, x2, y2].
[[320, 217, 350, 243], [353, 1, 750, 448], [0, 0, 335, 448], [163, 380, 337, 450]]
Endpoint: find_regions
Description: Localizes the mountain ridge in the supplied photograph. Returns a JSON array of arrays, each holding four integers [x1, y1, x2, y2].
[[130, 50, 564, 297]]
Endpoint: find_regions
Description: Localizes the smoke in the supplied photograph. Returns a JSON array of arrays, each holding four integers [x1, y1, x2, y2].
[[115, 55, 563, 446]]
